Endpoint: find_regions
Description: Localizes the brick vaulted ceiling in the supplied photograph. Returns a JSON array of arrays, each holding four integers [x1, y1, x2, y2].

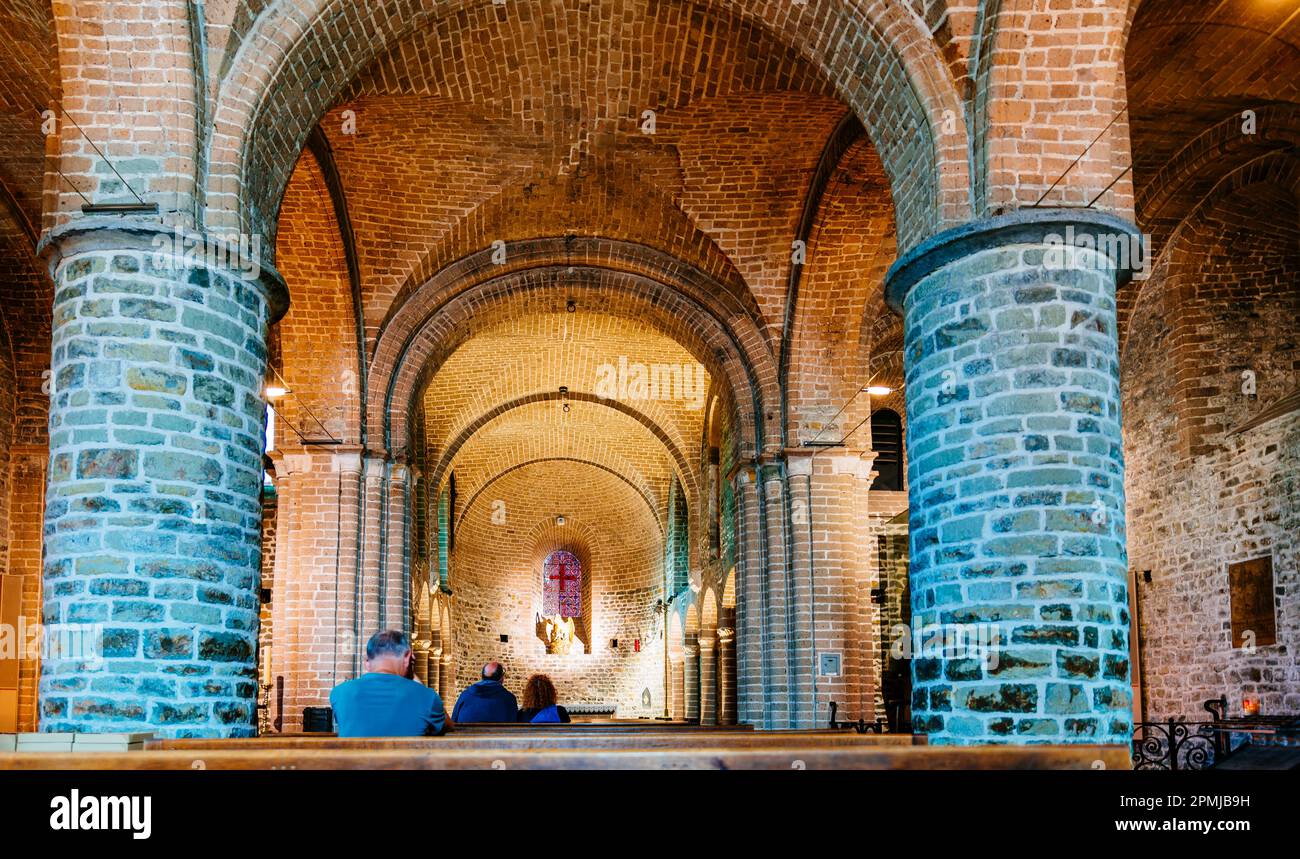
[[268, 0, 898, 523]]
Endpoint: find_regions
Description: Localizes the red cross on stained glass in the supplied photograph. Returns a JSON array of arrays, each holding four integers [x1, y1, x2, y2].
[[544, 550, 582, 618]]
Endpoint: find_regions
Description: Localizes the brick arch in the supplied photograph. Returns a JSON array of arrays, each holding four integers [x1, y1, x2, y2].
[[699, 586, 719, 635], [528, 518, 596, 652], [369, 241, 779, 457], [370, 155, 750, 337], [1125, 1, 1300, 158], [973, 0, 1136, 214], [429, 390, 697, 503], [1122, 160, 1300, 458], [205, 0, 970, 252], [457, 458, 663, 538], [783, 131, 897, 445], [1136, 105, 1300, 255], [273, 147, 363, 442], [667, 609, 685, 659], [1122, 150, 1300, 358], [720, 568, 736, 609]]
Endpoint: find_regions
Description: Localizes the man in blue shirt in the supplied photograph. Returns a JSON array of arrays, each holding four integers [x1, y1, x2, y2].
[[329, 630, 448, 737], [451, 661, 519, 722]]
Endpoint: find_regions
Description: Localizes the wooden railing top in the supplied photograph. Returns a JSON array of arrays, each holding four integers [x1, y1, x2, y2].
[[144, 730, 922, 752], [0, 744, 1131, 770]]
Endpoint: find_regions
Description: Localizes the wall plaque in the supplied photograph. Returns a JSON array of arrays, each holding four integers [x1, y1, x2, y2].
[[1229, 555, 1276, 648]]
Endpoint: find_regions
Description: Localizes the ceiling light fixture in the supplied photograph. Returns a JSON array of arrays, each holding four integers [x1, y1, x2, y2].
[[865, 385, 892, 397], [264, 385, 290, 400]]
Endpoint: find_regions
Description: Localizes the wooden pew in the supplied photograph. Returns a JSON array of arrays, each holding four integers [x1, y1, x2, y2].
[[0, 744, 1131, 769], [144, 730, 923, 752]]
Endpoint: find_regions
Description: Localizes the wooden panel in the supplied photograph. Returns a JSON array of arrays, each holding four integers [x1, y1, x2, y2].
[[1228, 556, 1276, 648], [1127, 569, 1142, 724], [0, 575, 21, 689], [0, 690, 16, 734]]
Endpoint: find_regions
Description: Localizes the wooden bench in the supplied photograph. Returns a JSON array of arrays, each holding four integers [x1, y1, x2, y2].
[[144, 730, 923, 752], [0, 744, 1130, 770]]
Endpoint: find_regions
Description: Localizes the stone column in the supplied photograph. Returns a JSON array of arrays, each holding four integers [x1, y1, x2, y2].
[[699, 631, 718, 726], [37, 221, 286, 737], [683, 637, 700, 722], [885, 209, 1138, 745], [717, 625, 737, 725]]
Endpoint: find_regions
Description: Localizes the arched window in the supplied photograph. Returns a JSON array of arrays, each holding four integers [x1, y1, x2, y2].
[[871, 409, 904, 492], [543, 550, 583, 618]]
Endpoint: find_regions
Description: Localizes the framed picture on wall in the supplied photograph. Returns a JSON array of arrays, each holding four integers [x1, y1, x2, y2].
[[1228, 555, 1277, 649]]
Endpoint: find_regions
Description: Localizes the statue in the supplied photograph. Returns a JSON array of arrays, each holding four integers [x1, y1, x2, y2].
[[538, 612, 578, 655]]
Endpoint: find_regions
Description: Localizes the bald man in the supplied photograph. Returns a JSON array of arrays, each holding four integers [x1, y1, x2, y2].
[[451, 661, 519, 723]]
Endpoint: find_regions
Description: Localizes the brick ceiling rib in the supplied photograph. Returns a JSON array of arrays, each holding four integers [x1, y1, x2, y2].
[[211, 0, 968, 256], [1125, 0, 1300, 208]]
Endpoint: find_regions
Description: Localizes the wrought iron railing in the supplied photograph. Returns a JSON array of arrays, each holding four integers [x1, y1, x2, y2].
[[827, 701, 887, 734], [1130, 696, 1231, 770], [1131, 720, 1220, 770]]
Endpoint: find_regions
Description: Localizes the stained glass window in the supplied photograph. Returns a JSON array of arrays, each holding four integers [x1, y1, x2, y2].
[[543, 550, 582, 618]]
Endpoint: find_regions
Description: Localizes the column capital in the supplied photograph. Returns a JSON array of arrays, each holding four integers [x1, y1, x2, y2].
[[884, 208, 1143, 315], [38, 217, 290, 322], [783, 447, 815, 477]]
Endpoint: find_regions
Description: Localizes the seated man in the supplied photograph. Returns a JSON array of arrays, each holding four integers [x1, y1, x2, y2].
[[451, 661, 518, 723], [329, 630, 448, 737]]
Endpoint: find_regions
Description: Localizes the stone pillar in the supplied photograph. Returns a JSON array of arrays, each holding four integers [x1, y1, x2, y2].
[[683, 638, 700, 722], [885, 210, 1138, 745], [699, 631, 718, 726], [37, 222, 286, 737], [717, 626, 737, 725]]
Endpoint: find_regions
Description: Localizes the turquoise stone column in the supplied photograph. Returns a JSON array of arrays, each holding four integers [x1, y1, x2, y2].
[[37, 221, 287, 737], [885, 210, 1140, 745]]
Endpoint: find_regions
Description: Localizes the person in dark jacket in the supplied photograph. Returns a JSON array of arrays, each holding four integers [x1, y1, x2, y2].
[[451, 661, 519, 722], [329, 630, 448, 737], [517, 673, 571, 723]]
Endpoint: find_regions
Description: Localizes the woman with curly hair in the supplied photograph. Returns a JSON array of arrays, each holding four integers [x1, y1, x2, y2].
[[517, 673, 571, 723]]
